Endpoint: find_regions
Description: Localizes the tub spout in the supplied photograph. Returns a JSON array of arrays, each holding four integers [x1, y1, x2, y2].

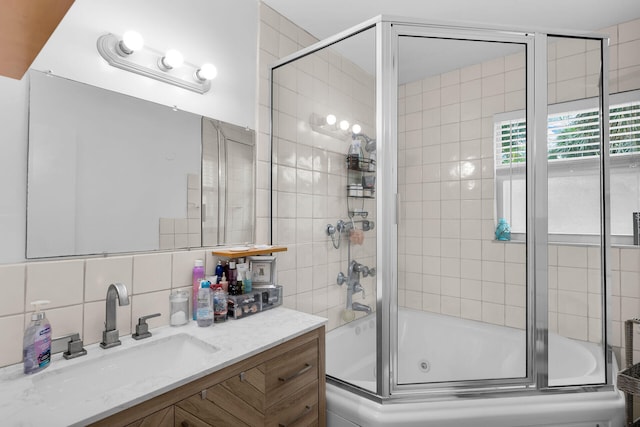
[[352, 302, 371, 314]]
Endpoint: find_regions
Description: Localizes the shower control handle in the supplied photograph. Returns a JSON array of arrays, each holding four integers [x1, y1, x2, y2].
[[337, 272, 347, 286]]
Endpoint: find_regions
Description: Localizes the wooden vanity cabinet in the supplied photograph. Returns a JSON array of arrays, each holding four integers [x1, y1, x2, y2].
[[90, 327, 325, 427]]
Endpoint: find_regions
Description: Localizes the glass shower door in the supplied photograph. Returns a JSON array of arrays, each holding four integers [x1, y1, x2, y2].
[[546, 35, 608, 386], [394, 31, 531, 387]]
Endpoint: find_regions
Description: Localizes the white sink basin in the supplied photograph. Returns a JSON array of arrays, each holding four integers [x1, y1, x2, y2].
[[32, 333, 218, 406]]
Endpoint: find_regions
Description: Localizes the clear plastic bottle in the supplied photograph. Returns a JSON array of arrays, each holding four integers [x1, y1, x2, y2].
[[196, 281, 213, 327], [23, 300, 52, 374], [212, 283, 228, 323]]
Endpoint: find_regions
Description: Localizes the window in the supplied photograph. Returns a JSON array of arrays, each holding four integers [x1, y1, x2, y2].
[[495, 90, 640, 243]]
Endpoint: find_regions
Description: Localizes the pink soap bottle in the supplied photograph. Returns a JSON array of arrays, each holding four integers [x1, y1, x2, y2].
[[192, 260, 205, 320]]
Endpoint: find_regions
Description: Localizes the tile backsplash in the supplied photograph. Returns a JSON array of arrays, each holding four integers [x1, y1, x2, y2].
[[0, 249, 215, 369]]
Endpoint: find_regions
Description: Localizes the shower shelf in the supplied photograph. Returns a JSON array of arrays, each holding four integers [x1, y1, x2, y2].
[[619, 318, 640, 426], [346, 155, 376, 201], [618, 364, 640, 395]]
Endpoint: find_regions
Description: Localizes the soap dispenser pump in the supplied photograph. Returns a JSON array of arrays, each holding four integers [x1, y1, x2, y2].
[[23, 300, 52, 374]]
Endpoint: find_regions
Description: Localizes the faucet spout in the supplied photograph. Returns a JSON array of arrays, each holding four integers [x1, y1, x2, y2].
[[352, 302, 372, 314], [101, 283, 129, 349]]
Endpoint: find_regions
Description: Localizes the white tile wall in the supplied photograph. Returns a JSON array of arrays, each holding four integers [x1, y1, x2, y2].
[[0, 264, 24, 316]]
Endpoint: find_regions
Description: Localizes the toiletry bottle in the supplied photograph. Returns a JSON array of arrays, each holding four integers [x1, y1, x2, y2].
[[212, 283, 228, 323], [244, 270, 253, 293], [215, 260, 224, 282], [347, 137, 363, 170], [228, 260, 238, 294], [23, 300, 52, 374], [220, 272, 229, 293], [196, 281, 213, 327], [192, 259, 205, 320], [237, 270, 244, 295]]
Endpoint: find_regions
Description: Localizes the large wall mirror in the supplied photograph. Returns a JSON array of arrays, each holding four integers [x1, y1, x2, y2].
[[27, 70, 254, 259]]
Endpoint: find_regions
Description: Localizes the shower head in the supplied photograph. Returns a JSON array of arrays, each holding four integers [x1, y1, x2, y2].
[[352, 133, 376, 152], [364, 139, 376, 153]]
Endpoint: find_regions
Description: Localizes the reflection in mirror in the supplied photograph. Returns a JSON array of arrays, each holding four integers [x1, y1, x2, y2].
[[27, 70, 254, 258], [202, 119, 255, 246]]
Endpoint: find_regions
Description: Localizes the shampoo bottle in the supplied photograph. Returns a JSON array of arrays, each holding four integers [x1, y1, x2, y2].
[[23, 300, 52, 374], [192, 259, 205, 320], [215, 260, 224, 282]]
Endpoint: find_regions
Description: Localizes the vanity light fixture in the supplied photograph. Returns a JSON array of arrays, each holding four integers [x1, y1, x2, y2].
[[309, 112, 361, 140], [116, 31, 144, 56], [158, 49, 184, 71], [97, 32, 216, 94]]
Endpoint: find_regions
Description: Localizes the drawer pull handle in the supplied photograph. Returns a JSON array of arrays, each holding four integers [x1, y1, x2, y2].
[[278, 363, 312, 382], [278, 405, 313, 427], [181, 422, 190, 427]]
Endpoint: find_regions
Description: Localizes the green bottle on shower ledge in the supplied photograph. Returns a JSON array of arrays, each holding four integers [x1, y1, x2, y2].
[[495, 218, 511, 241]]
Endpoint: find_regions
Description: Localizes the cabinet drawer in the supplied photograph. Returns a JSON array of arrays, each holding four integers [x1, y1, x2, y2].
[[176, 389, 256, 427], [174, 406, 212, 427], [126, 405, 174, 427], [262, 339, 318, 407], [265, 380, 319, 427]]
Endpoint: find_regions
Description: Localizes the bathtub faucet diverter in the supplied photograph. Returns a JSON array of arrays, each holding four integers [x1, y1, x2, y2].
[[337, 260, 375, 314]]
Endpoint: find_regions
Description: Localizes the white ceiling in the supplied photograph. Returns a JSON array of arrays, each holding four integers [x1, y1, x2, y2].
[[262, 0, 640, 39], [263, 0, 640, 83]]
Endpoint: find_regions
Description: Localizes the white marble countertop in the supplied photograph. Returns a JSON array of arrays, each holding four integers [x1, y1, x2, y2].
[[0, 307, 326, 427]]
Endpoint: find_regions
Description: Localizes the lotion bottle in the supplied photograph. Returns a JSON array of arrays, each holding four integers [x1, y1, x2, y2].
[[192, 260, 205, 320], [23, 300, 52, 374]]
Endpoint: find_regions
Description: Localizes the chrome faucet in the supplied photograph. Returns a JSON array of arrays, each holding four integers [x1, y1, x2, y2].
[[337, 260, 375, 314], [352, 302, 372, 314], [100, 283, 130, 349]]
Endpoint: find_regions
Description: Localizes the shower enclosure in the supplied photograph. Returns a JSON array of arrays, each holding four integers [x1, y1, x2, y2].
[[270, 15, 620, 424]]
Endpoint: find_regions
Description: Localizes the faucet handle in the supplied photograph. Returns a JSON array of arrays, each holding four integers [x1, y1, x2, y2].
[[337, 272, 347, 286], [132, 313, 161, 340], [64, 333, 88, 360]]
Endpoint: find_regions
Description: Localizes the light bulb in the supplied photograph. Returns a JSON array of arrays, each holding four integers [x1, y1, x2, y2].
[[339, 120, 350, 131], [159, 49, 184, 70], [351, 124, 362, 134], [117, 31, 144, 56], [195, 63, 217, 81], [326, 114, 337, 126]]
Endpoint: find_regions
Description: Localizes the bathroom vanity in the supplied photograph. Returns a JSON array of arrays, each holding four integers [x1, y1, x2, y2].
[[0, 308, 326, 426], [91, 327, 324, 426]]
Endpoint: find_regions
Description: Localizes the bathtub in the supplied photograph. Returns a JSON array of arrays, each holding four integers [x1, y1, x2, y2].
[[326, 308, 625, 427]]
